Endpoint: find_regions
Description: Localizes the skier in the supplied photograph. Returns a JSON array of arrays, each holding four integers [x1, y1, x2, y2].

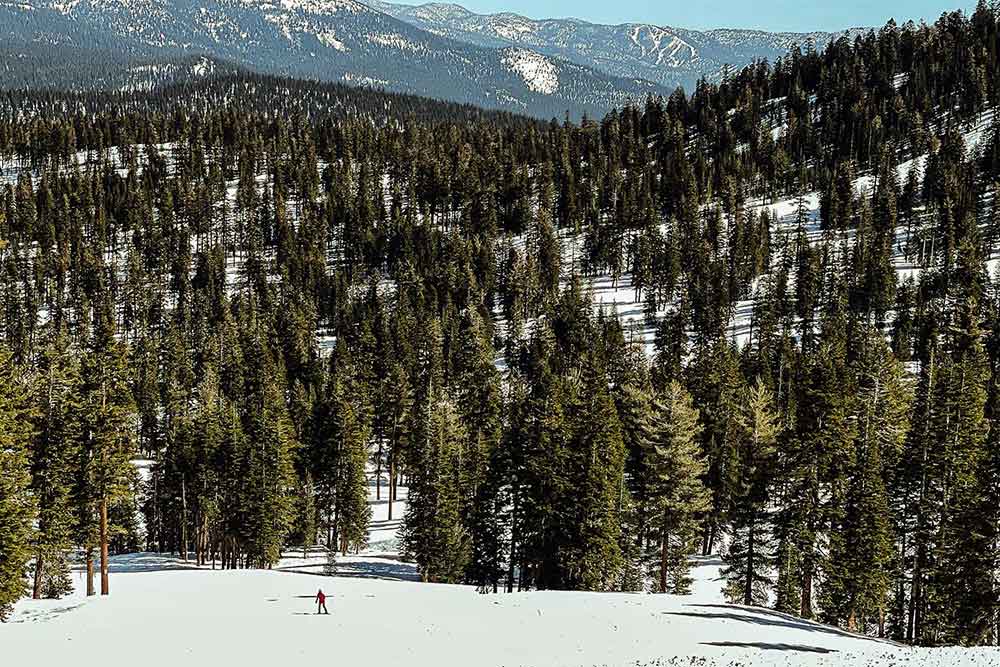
[[315, 588, 329, 615]]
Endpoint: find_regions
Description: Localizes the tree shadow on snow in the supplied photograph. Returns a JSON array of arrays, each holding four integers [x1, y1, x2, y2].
[[702, 641, 836, 654], [369, 518, 403, 531], [667, 605, 895, 644], [688, 555, 724, 567], [276, 558, 419, 582], [70, 553, 203, 574], [10, 603, 85, 623]]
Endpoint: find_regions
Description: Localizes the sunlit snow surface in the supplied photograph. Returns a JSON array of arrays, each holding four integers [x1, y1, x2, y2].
[[5, 481, 997, 666], [502, 48, 559, 94], [5, 556, 996, 666]]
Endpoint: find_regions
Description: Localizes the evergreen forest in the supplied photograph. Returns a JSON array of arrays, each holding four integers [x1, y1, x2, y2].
[[4, 2, 1000, 649]]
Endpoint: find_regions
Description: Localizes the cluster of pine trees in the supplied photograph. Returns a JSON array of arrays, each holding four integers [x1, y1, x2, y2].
[[3, 0, 1000, 648]]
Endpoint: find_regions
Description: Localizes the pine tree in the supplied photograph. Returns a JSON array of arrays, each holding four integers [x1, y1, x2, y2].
[[78, 308, 137, 596], [723, 379, 780, 606], [931, 322, 993, 644], [402, 391, 471, 583], [29, 329, 80, 599], [0, 348, 34, 621], [334, 385, 371, 555], [298, 471, 316, 558], [644, 381, 709, 594], [242, 333, 297, 569], [616, 382, 655, 589], [454, 310, 504, 587], [821, 331, 909, 634], [564, 357, 627, 591]]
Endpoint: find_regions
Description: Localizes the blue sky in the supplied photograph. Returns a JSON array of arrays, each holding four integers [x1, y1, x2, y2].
[[446, 0, 980, 32]]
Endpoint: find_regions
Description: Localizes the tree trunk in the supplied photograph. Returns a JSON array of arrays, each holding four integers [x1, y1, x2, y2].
[[659, 533, 669, 594], [100, 498, 110, 596], [375, 441, 383, 501], [387, 452, 395, 521], [800, 561, 813, 618], [180, 475, 188, 562], [32, 555, 44, 599], [327, 503, 334, 547], [154, 471, 163, 553], [507, 493, 519, 593], [86, 548, 95, 596], [745, 523, 754, 607]]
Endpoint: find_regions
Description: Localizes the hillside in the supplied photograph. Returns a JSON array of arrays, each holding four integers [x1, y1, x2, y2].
[[7, 560, 998, 667], [0, 0, 668, 119], [371, 0, 863, 91], [0, 0, 876, 119]]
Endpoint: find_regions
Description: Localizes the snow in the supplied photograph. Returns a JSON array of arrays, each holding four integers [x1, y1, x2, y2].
[[49, 0, 80, 13], [252, 0, 365, 14], [5, 469, 996, 666], [959, 107, 996, 153], [317, 29, 349, 51], [6, 549, 996, 666], [341, 72, 390, 87], [491, 16, 535, 41], [627, 25, 695, 68], [191, 57, 212, 76], [502, 48, 559, 94], [365, 32, 428, 53]]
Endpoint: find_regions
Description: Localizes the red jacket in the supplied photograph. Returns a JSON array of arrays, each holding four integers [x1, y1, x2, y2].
[[316, 591, 326, 604]]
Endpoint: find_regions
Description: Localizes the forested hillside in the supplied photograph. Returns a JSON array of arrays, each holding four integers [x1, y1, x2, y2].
[[3, 1, 1000, 651], [0, 0, 668, 120]]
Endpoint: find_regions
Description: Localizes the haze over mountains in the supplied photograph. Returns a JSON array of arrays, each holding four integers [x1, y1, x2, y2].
[[1, 0, 862, 118]]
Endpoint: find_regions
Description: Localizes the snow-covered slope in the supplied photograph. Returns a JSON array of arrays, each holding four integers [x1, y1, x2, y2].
[[1, 0, 874, 118], [0, 0, 667, 119], [6, 552, 997, 665], [370, 0, 867, 91], [5, 468, 998, 666], [574, 104, 1000, 359]]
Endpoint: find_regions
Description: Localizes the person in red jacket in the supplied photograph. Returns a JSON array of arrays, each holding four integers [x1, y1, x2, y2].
[[315, 589, 329, 615]]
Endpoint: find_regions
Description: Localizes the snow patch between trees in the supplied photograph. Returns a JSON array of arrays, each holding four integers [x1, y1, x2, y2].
[[502, 48, 559, 94]]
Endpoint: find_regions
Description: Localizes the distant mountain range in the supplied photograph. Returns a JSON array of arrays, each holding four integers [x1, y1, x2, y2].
[[0, 0, 867, 118], [371, 2, 862, 91]]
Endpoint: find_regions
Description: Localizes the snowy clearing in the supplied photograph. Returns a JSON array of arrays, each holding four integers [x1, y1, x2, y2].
[[4, 552, 996, 667]]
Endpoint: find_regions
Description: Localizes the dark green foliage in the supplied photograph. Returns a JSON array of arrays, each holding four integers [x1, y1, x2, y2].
[[723, 379, 780, 607], [644, 381, 710, 594], [29, 329, 80, 600], [402, 393, 472, 583], [0, 349, 34, 621]]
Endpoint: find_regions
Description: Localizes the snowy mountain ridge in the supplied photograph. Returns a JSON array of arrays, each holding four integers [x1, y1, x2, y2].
[[2, 0, 874, 119], [369, 0, 869, 90], [1, 0, 668, 119]]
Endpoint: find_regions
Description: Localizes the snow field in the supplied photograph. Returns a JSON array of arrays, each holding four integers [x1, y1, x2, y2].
[[6, 550, 996, 667], [5, 437, 997, 666]]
